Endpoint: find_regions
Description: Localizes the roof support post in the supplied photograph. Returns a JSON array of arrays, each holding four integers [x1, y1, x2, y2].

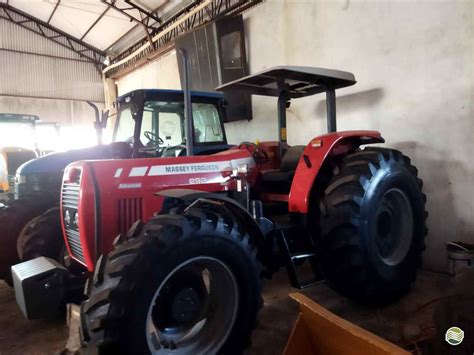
[[278, 90, 289, 161], [326, 89, 337, 133]]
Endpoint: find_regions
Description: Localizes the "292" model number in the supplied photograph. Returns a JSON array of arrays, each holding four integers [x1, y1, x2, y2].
[[189, 177, 207, 184]]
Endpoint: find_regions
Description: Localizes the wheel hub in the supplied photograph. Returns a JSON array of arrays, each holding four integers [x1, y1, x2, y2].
[[146, 257, 239, 354], [375, 188, 414, 266], [377, 210, 392, 240], [171, 287, 202, 324], [152, 270, 208, 332]]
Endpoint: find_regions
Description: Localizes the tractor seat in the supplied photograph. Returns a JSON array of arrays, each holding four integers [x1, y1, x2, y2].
[[261, 145, 305, 193]]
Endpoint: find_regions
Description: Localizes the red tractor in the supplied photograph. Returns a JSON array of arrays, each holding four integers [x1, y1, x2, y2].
[[12, 65, 427, 354]]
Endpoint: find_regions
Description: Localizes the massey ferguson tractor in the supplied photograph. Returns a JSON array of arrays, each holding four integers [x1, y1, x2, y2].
[[12, 65, 427, 354]]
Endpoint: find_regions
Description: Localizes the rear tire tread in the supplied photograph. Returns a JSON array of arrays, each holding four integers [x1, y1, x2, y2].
[[320, 147, 428, 305]]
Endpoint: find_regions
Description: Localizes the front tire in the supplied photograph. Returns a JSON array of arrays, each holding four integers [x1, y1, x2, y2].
[[17, 207, 65, 262], [0, 192, 55, 283], [319, 147, 427, 305], [82, 206, 262, 354]]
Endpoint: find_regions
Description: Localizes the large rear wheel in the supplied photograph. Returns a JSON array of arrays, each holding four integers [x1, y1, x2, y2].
[[319, 147, 427, 305], [81, 206, 262, 354]]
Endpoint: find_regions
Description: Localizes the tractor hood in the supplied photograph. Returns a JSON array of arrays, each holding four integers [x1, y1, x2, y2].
[[14, 142, 132, 199], [17, 142, 132, 176]]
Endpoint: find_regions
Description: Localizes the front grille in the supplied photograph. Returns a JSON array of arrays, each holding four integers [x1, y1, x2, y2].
[[65, 229, 85, 263], [118, 198, 143, 234], [62, 183, 79, 209], [62, 182, 85, 263]]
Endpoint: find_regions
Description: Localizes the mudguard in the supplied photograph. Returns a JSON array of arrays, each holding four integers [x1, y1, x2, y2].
[[288, 130, 384, 213], [156, 188, 266, 242], [155, 188, 274, 269]]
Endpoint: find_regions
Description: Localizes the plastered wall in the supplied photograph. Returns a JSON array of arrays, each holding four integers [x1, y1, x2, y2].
[[115, 50, 181, 96]]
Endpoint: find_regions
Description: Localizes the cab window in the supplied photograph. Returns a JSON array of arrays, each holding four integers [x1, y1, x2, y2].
[[159, 113, 183, 147], [140, 109, 156, 147], [192, 103, 224, 144], [140, 101, 185, 150], [116, 99, 224, 154], [114, 107, 135, 143]]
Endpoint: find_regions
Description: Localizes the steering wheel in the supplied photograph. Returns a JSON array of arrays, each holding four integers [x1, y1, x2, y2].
[[144, 131, 164, 146], [239, 142, 269, 164]]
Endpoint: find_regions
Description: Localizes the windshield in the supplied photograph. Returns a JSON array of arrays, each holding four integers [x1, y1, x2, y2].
[[114, 107, 135, 144], [0, 122, 36, 150], [35, 124, 60, 153], [114, 99, 225, 153]]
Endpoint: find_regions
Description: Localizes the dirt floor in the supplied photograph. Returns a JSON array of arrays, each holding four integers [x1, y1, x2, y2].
[[0, 270, 455, 355]]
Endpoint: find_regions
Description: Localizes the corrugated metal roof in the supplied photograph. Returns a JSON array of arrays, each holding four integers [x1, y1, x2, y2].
[[0, 16, 104, 102], [0, 51, 104, 102], [1, 19, 85, 61], [6, 0, 169, 52]]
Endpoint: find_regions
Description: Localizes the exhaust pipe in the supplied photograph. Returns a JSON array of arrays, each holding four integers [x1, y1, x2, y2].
[[178, 48, 194, 156], [87, 101, 108, 145]]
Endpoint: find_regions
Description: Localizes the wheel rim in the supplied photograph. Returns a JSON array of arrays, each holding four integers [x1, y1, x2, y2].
[[146, 257, 239, 354], [375, 188, 414, 266]]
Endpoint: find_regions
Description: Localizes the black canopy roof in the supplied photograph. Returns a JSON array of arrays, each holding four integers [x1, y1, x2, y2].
[[216, 66, 356, 98]]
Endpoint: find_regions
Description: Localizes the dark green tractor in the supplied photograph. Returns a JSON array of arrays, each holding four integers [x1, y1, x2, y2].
[[0, 107, 112, 284]]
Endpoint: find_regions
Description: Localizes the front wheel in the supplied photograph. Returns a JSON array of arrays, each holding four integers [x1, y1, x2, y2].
[[0, 192, 56, 283], [17, 207, 65, 262], [319, 147, 427, 305], [81, 207, 262, 354]]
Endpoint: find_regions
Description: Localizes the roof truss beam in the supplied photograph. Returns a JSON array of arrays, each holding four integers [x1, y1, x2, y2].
[[0, 3, 106, 66], [80, 5, 111, 41], [47, 0, 60, 24], [107, 0, 262, 77], [124, 0, 161, 24], [101, 0, 161, 31]]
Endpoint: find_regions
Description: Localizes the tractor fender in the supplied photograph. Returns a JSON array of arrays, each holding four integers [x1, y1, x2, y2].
[[155, 189, 266, 246], [288, 130, 384, 213]]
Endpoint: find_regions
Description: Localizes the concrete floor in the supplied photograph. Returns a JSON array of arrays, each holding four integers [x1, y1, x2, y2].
[[0, 270, 454, 355]]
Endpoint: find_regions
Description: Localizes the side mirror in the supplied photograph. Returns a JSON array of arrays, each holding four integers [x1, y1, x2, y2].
[[101, 110, 109, 129]]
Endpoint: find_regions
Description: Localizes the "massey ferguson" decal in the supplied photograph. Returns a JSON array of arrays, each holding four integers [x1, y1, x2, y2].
[[113, 158, 255, 179], [149, 162, 228, 176]]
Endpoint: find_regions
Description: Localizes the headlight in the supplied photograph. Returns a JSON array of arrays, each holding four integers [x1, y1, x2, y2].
[[64, 210, 71, 225], [73, 211, 79, 228]]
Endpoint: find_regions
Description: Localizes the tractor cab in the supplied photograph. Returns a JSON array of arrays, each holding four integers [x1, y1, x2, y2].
[[0, 114, 40, 195], [113, 89, 229, 159]]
